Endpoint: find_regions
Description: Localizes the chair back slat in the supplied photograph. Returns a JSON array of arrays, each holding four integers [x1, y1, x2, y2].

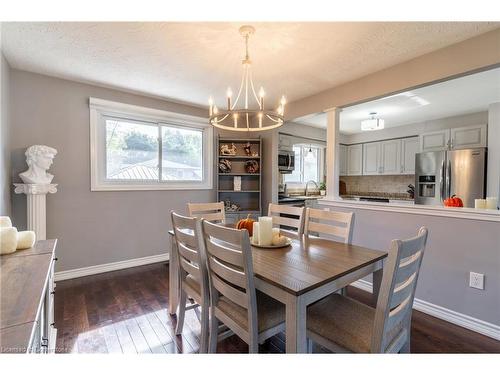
[[390, 272, 417, 309], [205, 239, 245, 267], [371, 227, 428, 353], [177, 242, 199, 263], [268, 203, 305, 239], [211, 273, 249, 308], [180, 256, 201, 279], [304, 208, 353, 244], [201, 220, 258, 338], [209, 257, 246, 289], [385, 295, 412, 333], [188, 202, 225, 223], [175, 229, 198, 249], [393, 251, 422, 285], [171, 211, 209, 301]]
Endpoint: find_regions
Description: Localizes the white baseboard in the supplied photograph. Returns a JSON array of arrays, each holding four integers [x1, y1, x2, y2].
[[351, 280, 500, 341], [54, 253, 169, 282]]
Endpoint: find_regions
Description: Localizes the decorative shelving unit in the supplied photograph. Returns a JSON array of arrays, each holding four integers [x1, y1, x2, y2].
[[217, 136, 262, 223]]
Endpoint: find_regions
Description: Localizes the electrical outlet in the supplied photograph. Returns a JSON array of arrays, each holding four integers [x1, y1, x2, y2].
[[469, 272, 485, 290]]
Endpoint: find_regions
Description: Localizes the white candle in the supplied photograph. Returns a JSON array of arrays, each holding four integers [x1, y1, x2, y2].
[[486, 197, 498, 210], [475, 199, 487, 209], [252, 222, 260, 245], [272, 228, 280, 237], [259, 216, 273, 246]]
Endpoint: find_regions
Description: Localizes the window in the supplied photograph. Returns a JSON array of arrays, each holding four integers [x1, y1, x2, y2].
[[283, 144, 323, 184], [90, 98, 213, 191]]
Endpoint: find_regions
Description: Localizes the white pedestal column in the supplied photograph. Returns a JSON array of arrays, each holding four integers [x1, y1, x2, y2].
[[13, 183, 57, 240], [325, 107, 342, 199]]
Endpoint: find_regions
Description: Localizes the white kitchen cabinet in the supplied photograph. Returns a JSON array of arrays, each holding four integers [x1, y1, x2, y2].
[[278, 134, 293, 151], [339, 144, 347, 176], [362, 142, 380, 175], [420, 129, 450, 152], [420, 124, 487, 151], [401, 137, 419, 174], [450, 124, 487, 149], [380, 139, 401, 175], [346, 144, 363, 176]]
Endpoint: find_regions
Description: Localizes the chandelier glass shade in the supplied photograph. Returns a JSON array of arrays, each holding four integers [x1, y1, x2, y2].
[[208, 25, 286, 132]]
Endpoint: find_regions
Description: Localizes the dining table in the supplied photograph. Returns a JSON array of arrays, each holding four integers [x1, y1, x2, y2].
[[167, 227, 387, 353]]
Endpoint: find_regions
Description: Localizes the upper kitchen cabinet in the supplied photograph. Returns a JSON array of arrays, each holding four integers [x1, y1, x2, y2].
[[363, 139, 402, 175], [362, 142, 380, 175], [420, 129, 450, 151], [339, 144, 348, 176], [450, 124, 487, 149], [380, 139, 401, 175], [278, 134, 293, 151], [346, 144, 363, 176], [420, 124, 487, 151], [401, 137, 419, 174]]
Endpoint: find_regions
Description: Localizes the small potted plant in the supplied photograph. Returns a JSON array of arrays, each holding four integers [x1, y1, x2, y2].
[[319, 181, 326, 196]]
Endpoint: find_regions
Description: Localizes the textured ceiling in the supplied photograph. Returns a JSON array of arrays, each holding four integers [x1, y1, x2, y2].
[[2, 22, 499, 109], [294, 67, 500, 134]]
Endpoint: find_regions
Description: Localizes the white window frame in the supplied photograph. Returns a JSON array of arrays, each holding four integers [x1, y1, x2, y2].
[[284, 144, 324, 184], [90, 97, 213, 191]]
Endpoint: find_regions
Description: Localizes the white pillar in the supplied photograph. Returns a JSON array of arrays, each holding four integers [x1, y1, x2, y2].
[[13, 183, 57, 240], [487, 102, 500, 206], [325, 107, 341, 199]]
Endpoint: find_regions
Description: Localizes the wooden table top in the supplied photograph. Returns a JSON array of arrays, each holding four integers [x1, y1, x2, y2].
[[170, 223, 386, 296], [251, 237, 387, 296]]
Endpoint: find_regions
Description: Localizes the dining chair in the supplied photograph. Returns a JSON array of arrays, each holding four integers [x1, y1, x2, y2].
[[187, 201, 226, 223], [201, 220, 286, 353], [304, 207, 354, 243], [306, 227, 429, 353], [304, 207, 354, 296], [267, 203, 305, 239], [171, 211, 210, 353]]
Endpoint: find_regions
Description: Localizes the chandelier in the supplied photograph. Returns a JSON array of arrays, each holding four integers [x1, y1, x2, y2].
[[208, 25, 286, 132]]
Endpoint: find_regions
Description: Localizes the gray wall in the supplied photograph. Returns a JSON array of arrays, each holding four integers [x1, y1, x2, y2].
[[0, 52, 11, 216], [319, 202, 500, 326], [9, 69, 217, 272]]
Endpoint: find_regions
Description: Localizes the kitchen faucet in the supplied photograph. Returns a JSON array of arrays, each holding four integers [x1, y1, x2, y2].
[[305, 180, 319, 197]]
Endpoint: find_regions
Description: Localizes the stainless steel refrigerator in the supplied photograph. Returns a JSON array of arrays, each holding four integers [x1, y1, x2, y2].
[[415, 148, 487, 207]]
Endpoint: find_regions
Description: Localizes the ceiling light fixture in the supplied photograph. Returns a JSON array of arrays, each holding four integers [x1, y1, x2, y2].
[[208, 25, 286, 132], [361, 112, 385, 131]]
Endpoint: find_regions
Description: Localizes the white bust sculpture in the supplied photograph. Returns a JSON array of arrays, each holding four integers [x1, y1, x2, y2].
[[19, 145, 58, 184]]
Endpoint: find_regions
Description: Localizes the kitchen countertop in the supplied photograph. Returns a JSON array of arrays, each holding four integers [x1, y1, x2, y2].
[[341, 191, 414, 201], [278, 195, 324, 203]]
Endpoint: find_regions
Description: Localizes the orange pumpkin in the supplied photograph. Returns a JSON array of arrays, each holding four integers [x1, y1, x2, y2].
[[236, 214, 255, 236], [444, 195, 464, 207]]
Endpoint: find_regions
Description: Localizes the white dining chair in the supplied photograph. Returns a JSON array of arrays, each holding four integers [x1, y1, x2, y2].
[[267, 203, 305, 239], [304, 208, 353, 243], [187, 201, 226, 223], [201, 220, 285, 353], [306, 227, 429, 353], [171, 211, 210, 353]]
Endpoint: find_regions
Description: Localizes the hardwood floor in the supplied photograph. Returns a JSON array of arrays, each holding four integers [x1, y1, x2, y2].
[[54, 262, 500, 354]]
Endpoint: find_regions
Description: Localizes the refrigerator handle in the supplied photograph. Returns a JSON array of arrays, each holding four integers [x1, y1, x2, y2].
[[447, 159, 452, 198], [440, 159, 446, 201]]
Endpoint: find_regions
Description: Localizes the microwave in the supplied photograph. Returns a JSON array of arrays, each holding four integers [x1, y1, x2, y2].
[[278, 150, 295, 173]]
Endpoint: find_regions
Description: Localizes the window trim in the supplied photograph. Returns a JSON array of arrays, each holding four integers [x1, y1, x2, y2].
[[283, 144, 323, 184], [90, 97, 213, 191]]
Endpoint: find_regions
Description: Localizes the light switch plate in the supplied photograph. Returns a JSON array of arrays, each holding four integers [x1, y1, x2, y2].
[[469, 272, 485, 290]]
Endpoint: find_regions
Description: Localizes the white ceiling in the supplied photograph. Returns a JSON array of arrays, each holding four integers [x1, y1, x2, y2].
[[2, 22, 498, 109], [294, 67, 500, 134]]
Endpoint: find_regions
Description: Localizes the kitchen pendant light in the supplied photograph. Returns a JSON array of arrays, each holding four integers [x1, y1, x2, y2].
[[208, 25, 286, 132], [361, 112, 385, 131]]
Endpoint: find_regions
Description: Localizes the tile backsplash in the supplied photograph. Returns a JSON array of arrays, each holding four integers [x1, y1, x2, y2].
[[340, 175, 414, 196]]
